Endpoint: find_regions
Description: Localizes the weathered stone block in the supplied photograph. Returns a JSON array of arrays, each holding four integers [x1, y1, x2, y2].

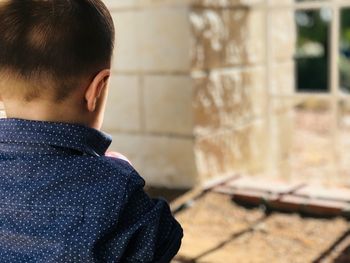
[[268, 0, 293, 6], [268, 99, 335, 184], [191, 8, 265, 69], [139, 7, 191, 71], [191, 0, 264, 7], [270, 62, 295, 95], [109, 133, 197, 188], [270, 97, 297, 114], [143, 75, 194, 135], [111, 7, 191, 72], [193, 67, 266, 136], [111, 11, 141, 71], [105, 0, 265, 10], [270, 9, 296, 62], [194, 120, 267, 181], [105, 0, 190, 10], [104, 0, 138, 9], [268, 107, 294, 180], [339, 100, 350, 179], [102, 75, 141, 132]]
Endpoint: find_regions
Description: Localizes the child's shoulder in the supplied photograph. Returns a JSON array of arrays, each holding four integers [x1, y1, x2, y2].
[[92, 154, 145, 187], [98, 155, 135, 175], [63, 155, 144, 206], [64, 153, 139, 187]]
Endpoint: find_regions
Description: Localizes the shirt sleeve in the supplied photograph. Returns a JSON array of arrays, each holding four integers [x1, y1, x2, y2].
[[117, 169, 183, 263]]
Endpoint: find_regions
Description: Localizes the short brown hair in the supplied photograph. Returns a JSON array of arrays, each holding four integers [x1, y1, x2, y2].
[[0, 0, 115, 101]]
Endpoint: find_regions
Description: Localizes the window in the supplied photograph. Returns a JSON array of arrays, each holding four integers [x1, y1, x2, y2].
[[295, 9, 331, 92], [266, 0, 350, 184], [340, 7, 350, 92]]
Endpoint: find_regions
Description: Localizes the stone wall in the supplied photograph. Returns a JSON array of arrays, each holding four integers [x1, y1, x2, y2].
[[103, 1, 197, 188], [191, 1, 267, 183], [101, 0, 296, 188]]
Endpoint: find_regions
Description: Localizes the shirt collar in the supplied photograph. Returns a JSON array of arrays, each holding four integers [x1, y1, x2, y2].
[[0, 118, 112, 156]]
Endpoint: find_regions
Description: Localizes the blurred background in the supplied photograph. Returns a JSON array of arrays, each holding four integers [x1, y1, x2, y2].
[[100, 1, 350, 262], [101, 0, 350, 190]]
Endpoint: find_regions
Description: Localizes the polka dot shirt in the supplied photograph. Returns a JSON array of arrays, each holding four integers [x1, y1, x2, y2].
[[0, 118, 183, 263]]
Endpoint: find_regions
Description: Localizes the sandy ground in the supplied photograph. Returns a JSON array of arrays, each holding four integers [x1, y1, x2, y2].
[[173, 192, 350, 263]]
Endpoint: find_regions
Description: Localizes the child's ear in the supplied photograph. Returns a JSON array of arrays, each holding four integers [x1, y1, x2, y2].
[[85, 69, 110, 112]]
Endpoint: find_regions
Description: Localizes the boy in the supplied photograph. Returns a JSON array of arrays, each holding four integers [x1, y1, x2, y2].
[[0, 0, 183, 262]]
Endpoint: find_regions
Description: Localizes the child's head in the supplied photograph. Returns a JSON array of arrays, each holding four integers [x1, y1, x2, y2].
[[0, 0, 115, 129]]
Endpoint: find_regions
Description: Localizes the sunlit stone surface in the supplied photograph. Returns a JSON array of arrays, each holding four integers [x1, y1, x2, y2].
[[101, 0, 296, 188]]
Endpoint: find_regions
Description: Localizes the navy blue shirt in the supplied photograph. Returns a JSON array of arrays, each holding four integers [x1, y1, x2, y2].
[[0, 118, 183, 263]]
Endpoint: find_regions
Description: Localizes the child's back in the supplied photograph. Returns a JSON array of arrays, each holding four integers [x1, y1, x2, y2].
[[0, 1, 183, 262]]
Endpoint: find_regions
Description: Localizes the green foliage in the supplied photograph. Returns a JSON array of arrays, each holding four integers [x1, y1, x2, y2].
[[297, 10, 328, 47], [341, 9, 350, 44], [296, 10, 329, 92], [340, 9, 350, 92]]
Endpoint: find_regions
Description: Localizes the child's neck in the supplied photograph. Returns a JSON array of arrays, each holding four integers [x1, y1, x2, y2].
[[3, 98, 92, 127]]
